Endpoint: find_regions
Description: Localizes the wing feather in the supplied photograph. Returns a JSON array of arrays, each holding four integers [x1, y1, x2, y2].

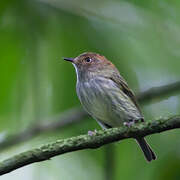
[[108, 72, 143, 119]]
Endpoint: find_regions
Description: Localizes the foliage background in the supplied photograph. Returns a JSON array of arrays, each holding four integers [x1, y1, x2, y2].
[[0, 0, 180, 179]]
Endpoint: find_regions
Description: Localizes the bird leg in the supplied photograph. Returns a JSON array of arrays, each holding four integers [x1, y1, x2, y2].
[[123, 118, 143, 127], [123, 121, 135, 127], [88, 129, 97, 136]]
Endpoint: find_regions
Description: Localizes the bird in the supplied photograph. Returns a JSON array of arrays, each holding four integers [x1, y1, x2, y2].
[[64, 52, 156, 162]]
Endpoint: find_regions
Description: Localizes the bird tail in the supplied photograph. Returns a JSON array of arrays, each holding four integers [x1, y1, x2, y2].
[[136, 137, 156, 162]]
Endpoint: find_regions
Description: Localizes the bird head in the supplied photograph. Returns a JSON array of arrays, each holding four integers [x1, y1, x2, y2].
[[64, 52, 116, 79]]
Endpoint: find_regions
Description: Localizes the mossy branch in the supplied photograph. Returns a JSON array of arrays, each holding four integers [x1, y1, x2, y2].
[[0, 108, 88, 152], [0, 115, 180, 176]]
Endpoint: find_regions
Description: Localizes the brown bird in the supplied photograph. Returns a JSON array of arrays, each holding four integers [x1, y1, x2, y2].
[[64, 52, 156, 162]]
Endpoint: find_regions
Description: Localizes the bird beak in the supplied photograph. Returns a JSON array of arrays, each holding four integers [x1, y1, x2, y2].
[[63, 57, 74, 63]]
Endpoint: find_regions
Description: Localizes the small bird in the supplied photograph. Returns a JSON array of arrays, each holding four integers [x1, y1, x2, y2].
[[64, 52, 156, 162]]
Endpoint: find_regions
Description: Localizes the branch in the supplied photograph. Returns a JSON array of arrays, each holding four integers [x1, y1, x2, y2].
[[137, 81, 180, 104], [0, 81, 179, 152], [0, 108, 89, 151], [0, 115, 179, 175]]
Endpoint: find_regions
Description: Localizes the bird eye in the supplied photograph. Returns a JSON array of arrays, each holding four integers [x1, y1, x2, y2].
[[85, 57, 92, 63]]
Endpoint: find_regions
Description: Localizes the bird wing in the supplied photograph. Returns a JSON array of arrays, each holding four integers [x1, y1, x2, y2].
[[109, 72, 143, 118]]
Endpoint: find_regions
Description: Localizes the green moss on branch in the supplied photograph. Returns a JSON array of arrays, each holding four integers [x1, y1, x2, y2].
[[0, 115, 180, 176]]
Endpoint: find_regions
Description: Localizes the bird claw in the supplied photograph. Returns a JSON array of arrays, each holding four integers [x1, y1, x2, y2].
[[123, 121, 135, 127], [88, 129, 97, 136], [123, 119, 142, 127]]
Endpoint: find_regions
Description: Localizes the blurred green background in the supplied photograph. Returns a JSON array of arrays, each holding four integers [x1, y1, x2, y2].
[[0, 0, 180, 179]]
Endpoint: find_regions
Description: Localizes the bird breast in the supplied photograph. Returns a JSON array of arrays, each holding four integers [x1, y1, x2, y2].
[[76, 77, 142, 127]]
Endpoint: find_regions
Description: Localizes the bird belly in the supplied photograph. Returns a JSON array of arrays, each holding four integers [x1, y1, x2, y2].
[[76, 79, 142, 127]]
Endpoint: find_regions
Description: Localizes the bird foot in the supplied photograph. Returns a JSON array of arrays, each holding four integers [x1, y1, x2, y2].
[[123, 121, 135, 127], [123, 119, 142, 127], [88, 129, 97, 136]]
